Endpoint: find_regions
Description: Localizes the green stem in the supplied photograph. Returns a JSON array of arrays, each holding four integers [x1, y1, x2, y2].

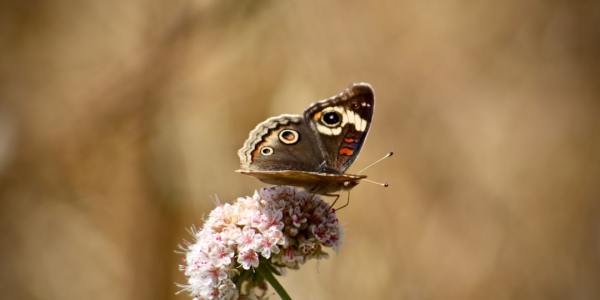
[[257, 262, 292, 300]]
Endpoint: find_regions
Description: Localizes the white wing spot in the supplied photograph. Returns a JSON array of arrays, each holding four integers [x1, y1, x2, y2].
[[315, 105, 368, 134], [347, 109, 355, 126], [317, 123, 341, 136], [359, 116, 367, 131]]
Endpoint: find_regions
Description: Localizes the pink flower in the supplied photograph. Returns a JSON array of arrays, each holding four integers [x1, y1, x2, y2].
[[237, 227, 262, 252], [258, 229, 283, 258], [199, 266, 228, 285], [179, 186, 343, 300], [208, 244, 234, 268], [237, 250, 259, 270], [258, 209, 284, 232], [219, 225, 241, 246], [278, 247, 305, 267]]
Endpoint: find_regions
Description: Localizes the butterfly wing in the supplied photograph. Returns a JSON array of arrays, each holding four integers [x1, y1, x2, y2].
[[236, 169, 366, 194], [303, 83, 375, 173], [238, 114, 326, 173]]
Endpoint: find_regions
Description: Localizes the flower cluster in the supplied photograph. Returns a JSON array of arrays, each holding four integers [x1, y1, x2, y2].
[[180, 186, 342, 300]]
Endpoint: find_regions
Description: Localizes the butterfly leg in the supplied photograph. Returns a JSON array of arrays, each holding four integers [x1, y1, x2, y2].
[[334, 192, 351, 211], [326, 194, 340, 211]]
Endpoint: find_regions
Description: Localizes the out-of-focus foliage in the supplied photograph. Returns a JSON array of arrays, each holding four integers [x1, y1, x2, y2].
[[1, 0, 599, 299]]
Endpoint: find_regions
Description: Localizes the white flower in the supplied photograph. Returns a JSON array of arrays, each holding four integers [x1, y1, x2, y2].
[[238, 250, 260, 270], [219, 225, 242, 246], [258, 208, 284, 232], [208, 244, 234, 268], [258, 228, 283, 258], [237, 226, 262, 252], [180, 186, 343, 299], [199, 266, 228, 286]]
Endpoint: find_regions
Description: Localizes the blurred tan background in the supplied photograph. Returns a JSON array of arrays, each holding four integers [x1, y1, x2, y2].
[[1, 0, 600, 299]]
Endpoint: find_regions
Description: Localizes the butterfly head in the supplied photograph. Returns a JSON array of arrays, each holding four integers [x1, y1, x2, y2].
[[342, 179, 361, 190]]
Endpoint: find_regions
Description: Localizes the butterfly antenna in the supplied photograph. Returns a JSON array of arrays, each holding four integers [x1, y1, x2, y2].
[[357, 152, 394, 174], [362, 178, 389, 188]]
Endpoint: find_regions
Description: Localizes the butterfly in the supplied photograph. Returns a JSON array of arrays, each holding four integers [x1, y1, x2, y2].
[[237, 83, 375, 195]]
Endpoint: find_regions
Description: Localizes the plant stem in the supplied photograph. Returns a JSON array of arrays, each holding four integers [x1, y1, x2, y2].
[[257, 262, 292, 300]]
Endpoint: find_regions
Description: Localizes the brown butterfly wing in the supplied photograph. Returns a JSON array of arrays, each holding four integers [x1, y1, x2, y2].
[[238, 114, 325, 173], [236, 169, 366, 194], [304, 83, 375, 173]]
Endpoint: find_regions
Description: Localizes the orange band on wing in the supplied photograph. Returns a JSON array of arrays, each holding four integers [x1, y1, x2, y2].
[[339, 147, 354, 156], [313, 112, 322, 121], [344, 138, 355, 143]]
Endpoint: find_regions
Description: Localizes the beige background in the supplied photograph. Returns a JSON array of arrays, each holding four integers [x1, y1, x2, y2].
[[1, 1, 599, 299]]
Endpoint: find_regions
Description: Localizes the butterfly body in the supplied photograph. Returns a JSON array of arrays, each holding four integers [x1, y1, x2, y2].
[[236, 170, 366, 194], [237, 83, 375, 194]]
